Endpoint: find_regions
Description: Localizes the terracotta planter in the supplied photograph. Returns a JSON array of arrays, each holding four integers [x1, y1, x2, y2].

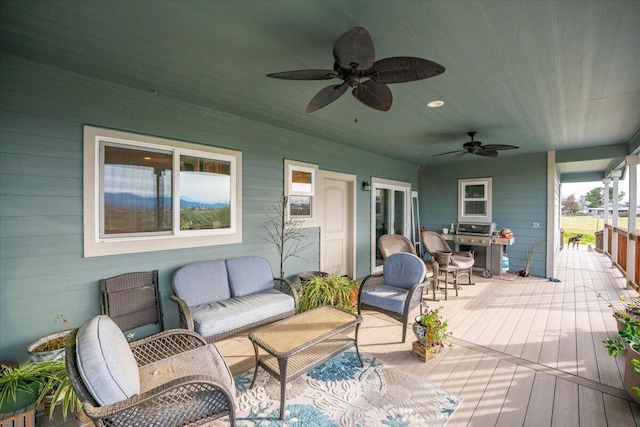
[[624, 346, 640, 405]]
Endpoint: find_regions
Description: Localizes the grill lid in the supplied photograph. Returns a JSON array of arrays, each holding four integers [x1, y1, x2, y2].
[[456, 222, 496, 236]]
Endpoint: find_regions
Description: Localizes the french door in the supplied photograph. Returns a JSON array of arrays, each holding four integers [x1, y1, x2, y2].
[[370, 178, 411, 272]]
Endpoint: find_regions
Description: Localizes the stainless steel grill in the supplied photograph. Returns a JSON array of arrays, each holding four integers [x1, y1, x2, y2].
[[452, 222, 514, 277]]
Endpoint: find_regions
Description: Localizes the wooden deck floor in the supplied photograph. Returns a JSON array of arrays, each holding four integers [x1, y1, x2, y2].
[[215, 249, 640, 426], [39, 249, 640, 426]]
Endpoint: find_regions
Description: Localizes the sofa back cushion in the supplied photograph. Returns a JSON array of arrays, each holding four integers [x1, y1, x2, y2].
[[173, 260, 230, 306], [383, 253, 426, 290], [76, 315, 140, 406], [226, 256, 276, 297]]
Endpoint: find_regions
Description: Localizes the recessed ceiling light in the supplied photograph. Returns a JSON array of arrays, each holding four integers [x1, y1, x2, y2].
[[427, 100, 444, 108]]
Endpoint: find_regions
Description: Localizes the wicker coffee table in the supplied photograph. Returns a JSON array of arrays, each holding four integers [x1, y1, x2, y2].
[[248, 305, 363, 419]]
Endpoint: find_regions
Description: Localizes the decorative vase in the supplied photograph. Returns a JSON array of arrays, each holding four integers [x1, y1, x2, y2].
[[433, 251, 451, 268], [624, 346, 640, 405], [412, 316, 427, 345], [26, 330, 73, 362]]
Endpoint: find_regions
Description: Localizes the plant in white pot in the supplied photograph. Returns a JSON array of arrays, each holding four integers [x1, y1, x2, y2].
[[411, 305, 451, 358], [26, 315, 73, 362], [603, 316, 640, 404]]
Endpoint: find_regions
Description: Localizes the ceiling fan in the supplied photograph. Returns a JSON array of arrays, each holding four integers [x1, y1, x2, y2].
[[435, 132, 519, 159], [266, 27, 445, 113]]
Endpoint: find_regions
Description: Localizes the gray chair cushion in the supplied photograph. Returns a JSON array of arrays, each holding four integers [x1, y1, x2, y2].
[[360, 284, 409, 314], [173, 260, 231, 306], [452, 255, 474, 269], [76, 315, 140, 406], [138, 344, 235, 399], [226, 256, 276, 297], [383, 253, 426, 290], [191, 288, 294, 338]]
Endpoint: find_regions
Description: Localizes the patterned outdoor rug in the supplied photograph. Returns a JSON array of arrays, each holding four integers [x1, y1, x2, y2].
[[214, 350, 461, 426]]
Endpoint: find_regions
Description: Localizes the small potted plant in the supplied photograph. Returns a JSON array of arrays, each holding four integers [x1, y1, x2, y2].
[[602, 316, 640, 404], [298, 273, 359, 313], [412, 305, 451, 359], [576, 286, 640, 403], [519, 241, 544, 277]]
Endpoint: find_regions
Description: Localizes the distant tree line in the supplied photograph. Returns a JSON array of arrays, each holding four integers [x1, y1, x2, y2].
[[563, 187, 625, 215]]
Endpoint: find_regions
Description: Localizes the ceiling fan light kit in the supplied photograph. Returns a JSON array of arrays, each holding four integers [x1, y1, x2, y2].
[[435, 132, 519, 159], [267, 27, 445, 113]]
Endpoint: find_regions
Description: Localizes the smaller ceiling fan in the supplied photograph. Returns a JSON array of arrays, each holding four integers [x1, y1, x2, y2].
[[435, 132, 519, 159]]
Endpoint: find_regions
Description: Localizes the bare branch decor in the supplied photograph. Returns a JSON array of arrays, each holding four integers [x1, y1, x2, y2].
[[264, 196, 313, 278]]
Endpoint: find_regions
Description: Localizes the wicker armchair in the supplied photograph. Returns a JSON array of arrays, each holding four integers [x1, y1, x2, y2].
[[421, 230, 475, 286], [357, 252, 427, 343], [378, 234, 439, 299], [66, 315, 235, 426]]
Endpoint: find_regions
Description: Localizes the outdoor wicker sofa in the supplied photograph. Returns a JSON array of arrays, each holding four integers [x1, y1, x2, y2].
[[171, 256, 299, 342], [66, 315, 236, 426]]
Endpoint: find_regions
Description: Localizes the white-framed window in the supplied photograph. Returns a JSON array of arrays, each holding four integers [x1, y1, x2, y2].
[[458, 177, 492, 222], [285, 160, 317, 221], [84, 125, 242, 257]]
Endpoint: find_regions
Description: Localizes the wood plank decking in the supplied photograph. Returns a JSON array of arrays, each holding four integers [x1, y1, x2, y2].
[[216, 249, 640, 426], [38, 249, 640, 426]]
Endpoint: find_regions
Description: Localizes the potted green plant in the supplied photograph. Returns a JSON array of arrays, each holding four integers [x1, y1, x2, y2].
[[298, 273, 359, 313], [0, 359, 80, 421], [602, 316, 640, 404], [412, 305, 451, 357], [518, 241, 544, 277]]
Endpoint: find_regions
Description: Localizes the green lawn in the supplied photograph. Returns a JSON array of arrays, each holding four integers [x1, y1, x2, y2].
[[562, 215, 639, 246]]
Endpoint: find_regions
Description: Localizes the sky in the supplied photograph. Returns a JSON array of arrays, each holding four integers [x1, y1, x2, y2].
[[561, 179, 631, 202]]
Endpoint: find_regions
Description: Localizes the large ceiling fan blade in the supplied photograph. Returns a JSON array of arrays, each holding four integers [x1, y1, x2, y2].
[[306, 82, 349, 113], [482, 144, 520, 151], [366, 57, 445, 83], [475, 149, 499, 158], [333, 27, 375, 71], [267, 69, 339, 80], [351, 80, 392, 111]]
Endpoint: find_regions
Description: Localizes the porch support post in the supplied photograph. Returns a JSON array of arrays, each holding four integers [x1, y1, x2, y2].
[[626, 155, 639, 288], [603, 178, 610, 256], [611, 170, 621, 268]]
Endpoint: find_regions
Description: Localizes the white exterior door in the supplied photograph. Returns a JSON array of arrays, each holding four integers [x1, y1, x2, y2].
[[320, 173, 355, 278]]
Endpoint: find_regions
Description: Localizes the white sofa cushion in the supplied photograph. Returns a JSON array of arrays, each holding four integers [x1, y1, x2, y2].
[[191, 288, 294, 338], [173, 260, 230, 306], [76, 315, 140, 406], [226, 256, 276, 297]]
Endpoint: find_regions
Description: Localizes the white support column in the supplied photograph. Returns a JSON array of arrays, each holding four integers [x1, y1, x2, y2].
[[603, 178, 610, 256], [627, 155, 639, 288], [611, 170, 621, 268]]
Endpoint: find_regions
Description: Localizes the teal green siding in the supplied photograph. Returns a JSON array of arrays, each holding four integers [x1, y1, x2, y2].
[[0, 56, 417, 360], [419, 153, 548, 277]]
